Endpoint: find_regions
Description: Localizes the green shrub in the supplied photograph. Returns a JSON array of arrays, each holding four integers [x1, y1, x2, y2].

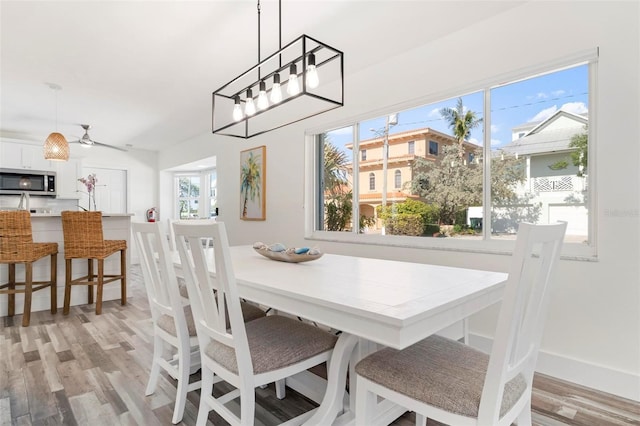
[[423, 223, 440, 236], [385, 214, 423, 236], [377, 199, 440, 234]]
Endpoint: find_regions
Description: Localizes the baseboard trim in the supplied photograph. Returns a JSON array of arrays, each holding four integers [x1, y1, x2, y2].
[[470, 333, 640, 402]]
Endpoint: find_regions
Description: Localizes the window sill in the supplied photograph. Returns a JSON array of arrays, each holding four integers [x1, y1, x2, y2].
[[305, 230, 597, 262]]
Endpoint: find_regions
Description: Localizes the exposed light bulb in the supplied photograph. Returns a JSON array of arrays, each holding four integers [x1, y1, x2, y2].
[[233, 96, 243, 121], [257, 81, 269, 110], [306, 53, 319, 89], [287, 63, 300, 96], [245, 88, 256, 116], [270, 73, 282, 104]]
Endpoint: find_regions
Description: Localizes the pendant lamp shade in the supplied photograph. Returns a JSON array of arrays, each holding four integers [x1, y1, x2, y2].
[[44, 132, 70, 161]]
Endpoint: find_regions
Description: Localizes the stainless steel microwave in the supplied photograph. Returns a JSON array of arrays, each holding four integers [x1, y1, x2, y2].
[[0, 168, 56, 196]]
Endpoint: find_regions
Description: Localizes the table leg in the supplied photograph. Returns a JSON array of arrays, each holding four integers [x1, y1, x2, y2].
[[305, 332, 359, 425]]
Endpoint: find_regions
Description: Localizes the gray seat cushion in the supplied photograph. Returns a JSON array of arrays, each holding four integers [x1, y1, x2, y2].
[[157, 305, 197, 337], [205, 315, 337, 375], [355, 334, 527, 419]]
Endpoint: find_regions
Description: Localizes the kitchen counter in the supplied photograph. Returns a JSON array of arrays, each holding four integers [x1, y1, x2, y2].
[[30, 212, 135, 217], [1, 213, 133, 318]]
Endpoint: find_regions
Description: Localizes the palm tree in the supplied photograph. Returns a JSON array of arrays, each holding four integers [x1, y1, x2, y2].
[[240, 151, 261, 218], [323, 136, 349, 197], [440, 97, 483, 156]]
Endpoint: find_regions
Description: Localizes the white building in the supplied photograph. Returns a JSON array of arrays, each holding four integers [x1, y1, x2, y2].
[[499, 110, 589, 239]]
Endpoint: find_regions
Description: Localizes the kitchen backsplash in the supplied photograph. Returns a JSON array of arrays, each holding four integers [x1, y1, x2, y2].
[[0, 195, 79, 213]]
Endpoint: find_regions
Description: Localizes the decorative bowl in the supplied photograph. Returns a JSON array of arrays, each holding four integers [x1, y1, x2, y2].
[[252, 242, 323, 263]]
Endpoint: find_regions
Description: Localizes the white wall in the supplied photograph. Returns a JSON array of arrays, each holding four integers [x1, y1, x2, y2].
[[158, 1, 640, 401], [75, 147, 158, 223]]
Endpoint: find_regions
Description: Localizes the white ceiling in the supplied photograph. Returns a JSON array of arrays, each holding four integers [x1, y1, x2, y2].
[[0, 1, 522, 153]]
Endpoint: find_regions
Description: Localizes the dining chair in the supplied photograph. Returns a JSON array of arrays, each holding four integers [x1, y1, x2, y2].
[[132, 221, 201, 424], [0, 210, 58, 327], [60, 211, 127, 315], [173, 221, 338, 426], [167, 218, 265, 325], [354, 221, 567, 426]]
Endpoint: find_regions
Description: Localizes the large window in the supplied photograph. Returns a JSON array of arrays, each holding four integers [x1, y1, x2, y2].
[[313, 57, 594, 252], [175, 169, 217, 219], [177, 175, 200, 219]]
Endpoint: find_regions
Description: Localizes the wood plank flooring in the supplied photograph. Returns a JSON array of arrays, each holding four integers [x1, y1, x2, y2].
[[1, 265, 638, 425]]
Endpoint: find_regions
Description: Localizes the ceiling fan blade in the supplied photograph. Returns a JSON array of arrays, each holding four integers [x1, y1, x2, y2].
[[91, 140, 128, 152]]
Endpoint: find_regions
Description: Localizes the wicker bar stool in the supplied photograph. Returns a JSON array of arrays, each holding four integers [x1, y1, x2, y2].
[[0, 210, 58, 327], [61, 211, 127, 315]]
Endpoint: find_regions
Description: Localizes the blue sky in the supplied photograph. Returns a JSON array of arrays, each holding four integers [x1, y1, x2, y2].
[[328, 64, 588, 153]]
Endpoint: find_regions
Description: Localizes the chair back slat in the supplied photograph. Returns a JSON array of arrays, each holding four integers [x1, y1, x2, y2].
[[478, 222, 566, 423], [174, 222, 253, 374], [132, 222, 188, 330]]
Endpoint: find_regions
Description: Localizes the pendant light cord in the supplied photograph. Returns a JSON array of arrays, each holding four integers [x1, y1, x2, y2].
[[278, 0, 282, 67], [257, 0, 261, 80]]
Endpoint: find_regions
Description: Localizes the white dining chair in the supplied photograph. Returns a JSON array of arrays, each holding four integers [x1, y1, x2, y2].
[[173, 221, 338, 426], [354, 221, 567, 426], [132, 221, 201, 424]]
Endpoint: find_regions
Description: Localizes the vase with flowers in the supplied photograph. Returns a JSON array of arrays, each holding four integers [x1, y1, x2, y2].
[[78, 173, 98, 211]]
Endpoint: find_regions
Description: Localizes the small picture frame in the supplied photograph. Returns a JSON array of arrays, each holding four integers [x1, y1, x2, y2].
[[239, 145, 266, 220]]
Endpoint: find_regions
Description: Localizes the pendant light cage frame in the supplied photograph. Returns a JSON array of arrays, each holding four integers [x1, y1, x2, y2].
[[212, 33, 344, 139]]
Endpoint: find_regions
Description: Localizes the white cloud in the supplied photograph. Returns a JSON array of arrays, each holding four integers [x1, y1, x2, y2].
[[468, 137, 482, 146], [551, 89, 565, 97], [529, 105, 558, 122], [560, 102, 588, 115], [490, 124, 499, 134], [536, 92, 548, 99], [491, 138, 502, 146], [428, 107, 441, 118]]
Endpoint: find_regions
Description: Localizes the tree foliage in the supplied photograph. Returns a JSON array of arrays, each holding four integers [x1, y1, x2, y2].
[[322, 136, 353, 231], [439, 97, 483, 155], [410, 145, 481, 224], [569, 125, 588, 177], [409, 145, 526, 225]]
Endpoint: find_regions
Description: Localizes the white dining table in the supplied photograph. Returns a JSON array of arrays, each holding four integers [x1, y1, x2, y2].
[[174, 245, 508, 425]]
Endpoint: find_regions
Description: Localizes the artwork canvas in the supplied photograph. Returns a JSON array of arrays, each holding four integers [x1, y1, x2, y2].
[[240, 145, 266, 220]]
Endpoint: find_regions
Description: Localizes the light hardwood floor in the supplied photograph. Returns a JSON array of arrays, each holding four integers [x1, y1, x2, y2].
[[0, 265, 638, 425]]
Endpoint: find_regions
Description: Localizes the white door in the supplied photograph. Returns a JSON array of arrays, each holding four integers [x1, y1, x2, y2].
[[81, 167, 127, 213]]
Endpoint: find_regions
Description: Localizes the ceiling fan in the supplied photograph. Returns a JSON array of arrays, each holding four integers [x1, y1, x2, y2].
[[69, 124, 128, 152]]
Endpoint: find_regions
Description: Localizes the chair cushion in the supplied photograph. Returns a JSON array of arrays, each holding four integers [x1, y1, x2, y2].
[[205, 315, 337, 375], [355, 334, 527, 419], [239, 301, 266, 323], [157, 305, 197, 337]]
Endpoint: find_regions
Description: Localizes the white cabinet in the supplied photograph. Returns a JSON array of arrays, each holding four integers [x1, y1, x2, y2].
[[0, 141, 55, 171], [56, 158, 81, 199]]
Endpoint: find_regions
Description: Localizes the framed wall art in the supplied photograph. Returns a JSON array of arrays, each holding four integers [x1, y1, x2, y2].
[[239, 145, 266, 220]]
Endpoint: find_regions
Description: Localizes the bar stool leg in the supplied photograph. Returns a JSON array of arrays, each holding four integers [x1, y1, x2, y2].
[[23, 263, 33, 327], [88, 259, 94, 305], [64, 259, 72, 315], [50, 253, 57, 314], [120, 249, 127, 306], [8, 264, 16, 317], [96, 259, 104, 315]]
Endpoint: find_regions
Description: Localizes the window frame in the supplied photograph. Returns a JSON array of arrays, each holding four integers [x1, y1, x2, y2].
[[304, 49, 598, 260], [174, 168, 217, 219], [369, 172, 375, 191]]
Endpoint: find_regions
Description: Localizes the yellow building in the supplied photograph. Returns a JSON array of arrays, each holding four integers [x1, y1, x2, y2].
[[346, 127, 478, 225]]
